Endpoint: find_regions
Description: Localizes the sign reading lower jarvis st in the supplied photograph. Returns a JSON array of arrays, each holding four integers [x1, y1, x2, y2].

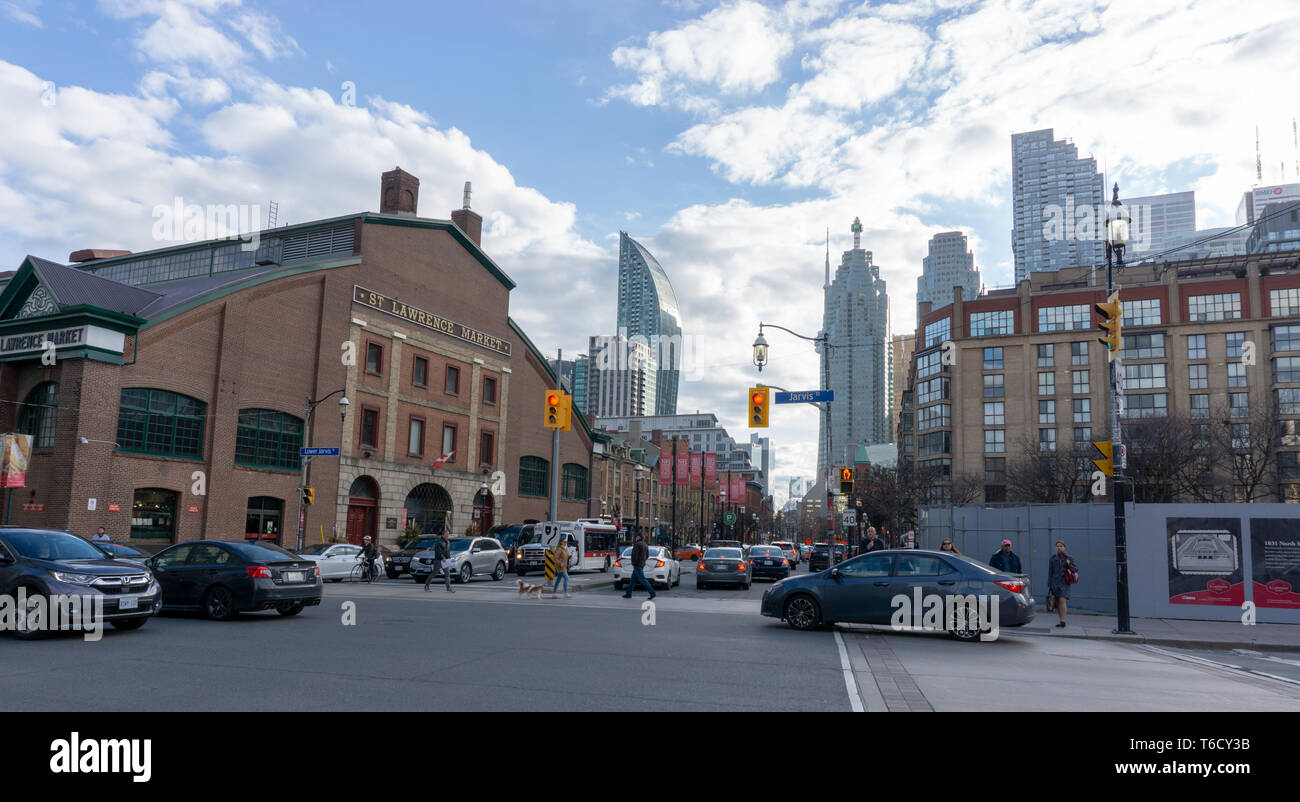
[[352, 285, 511, 356]]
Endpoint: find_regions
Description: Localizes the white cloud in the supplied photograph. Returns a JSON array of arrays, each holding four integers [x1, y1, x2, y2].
[[2, 0, 42, 27]]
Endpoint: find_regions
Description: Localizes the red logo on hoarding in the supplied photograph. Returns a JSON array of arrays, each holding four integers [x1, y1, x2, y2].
[[1267, 579, 1293, 596], [1207, 578, 1231, 594], [108, 503, 121, 512], [187, 505, 199, 514]]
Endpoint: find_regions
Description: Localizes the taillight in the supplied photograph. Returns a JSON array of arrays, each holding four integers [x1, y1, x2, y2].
[[781, 559, 788, 566], [246, 566, 271, 578], [996, 579, 1026, 594], [698, 563, 706, 571], [313, 564, 321, 576], [614, 559, 623, 568], [737, 562, 747, 570], [654, 560, 665, 568]]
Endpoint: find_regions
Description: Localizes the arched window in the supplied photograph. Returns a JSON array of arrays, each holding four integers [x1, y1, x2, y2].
[[562, 463, 588, 501], [405, 483, 452, 535], [235, 409, 304, 471], [116, 389, 207, 459], [18, 382, 58, 449], [519, 456, 549, 498]]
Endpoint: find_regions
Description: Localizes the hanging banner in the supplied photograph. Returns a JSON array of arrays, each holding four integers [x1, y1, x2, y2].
[[732, 476, 745, 501], [689, 452, 702, 483], [0, 433, 33, 489], [1250, 518, 1300, 609], [703, 452, 717, 484], [659, 453, 671, 485], [1167, 517, 1244, 606], [676, 450, 689, 485]]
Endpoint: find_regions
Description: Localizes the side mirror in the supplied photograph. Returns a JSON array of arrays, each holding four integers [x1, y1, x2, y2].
[[830, 567, 841, 580]]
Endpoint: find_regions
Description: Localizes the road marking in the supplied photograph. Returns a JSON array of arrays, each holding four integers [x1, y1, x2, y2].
[[833, 629, 865, 713], [1143, 645, 1300, 689]]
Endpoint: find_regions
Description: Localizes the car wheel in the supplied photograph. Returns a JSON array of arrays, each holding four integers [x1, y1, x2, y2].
[[204, 586, 237, 621], [110, 616, 148, 631], [414, 574, 426, 583], [614, 580, 624, 591], [517, 567, 527, 577], [386, 571, 400, 580], [784, 595, 820, 631], [696, 581, 705, 590], [13, 585, 49, 640], [276, 602, 305, 617], [329, 578, 344, 583], [673, 572, 680, 587], [744, 581, 752, 590], [949, 605, 983, 642], [602, 557, 610, 573], [492, 562, 506, 581], [459, 564, 472, 584]]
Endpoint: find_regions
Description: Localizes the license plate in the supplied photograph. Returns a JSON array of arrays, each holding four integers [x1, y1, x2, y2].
[[393, 565, 404, 572], [283, 571, 304, 583], [119, 598, 138, 610]]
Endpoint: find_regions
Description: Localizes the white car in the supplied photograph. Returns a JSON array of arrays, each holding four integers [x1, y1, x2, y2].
[[770, 540, 800, 566], [612, 546, 680, 590], [297, 542, 366, 582]]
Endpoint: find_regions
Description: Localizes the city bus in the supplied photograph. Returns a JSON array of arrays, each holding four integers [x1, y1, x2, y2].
[[516, 520, 619, 574]]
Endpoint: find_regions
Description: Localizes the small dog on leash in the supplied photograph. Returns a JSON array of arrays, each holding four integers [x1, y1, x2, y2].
[[517, 579, 545, 599]]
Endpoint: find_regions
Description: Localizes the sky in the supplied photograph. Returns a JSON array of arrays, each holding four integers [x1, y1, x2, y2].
[[3, 0, 1300, 507]]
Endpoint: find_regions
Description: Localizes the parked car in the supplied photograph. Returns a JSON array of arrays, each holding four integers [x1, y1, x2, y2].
[[296, 542, 364, 582], [410, 537, 508, 584], [613, 545, 680, 590], [148, 540, 322, 620], [770, 541, 800, 567], [695, 547, 751, 590], [0, 527, 161, 638], [492, 523, 537, 572], [387, 535, 444, 579], [799, 544, 812, 560], [746, 545, 790, 581], [761, 549, 1035, 641], [675, 543, 704, 561], [807, 542, 847, 572]]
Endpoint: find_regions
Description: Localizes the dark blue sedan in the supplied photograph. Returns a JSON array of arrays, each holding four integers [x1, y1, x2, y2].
[[746, 545, 790, 581], [760, 549, 1035, 641]]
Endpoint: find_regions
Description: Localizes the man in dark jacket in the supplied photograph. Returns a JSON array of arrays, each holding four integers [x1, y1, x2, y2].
[[988, 539, 1022, 573], [865, 526, 887, 552], [621, 532, 657, 600], [426, 530, 454, 593]]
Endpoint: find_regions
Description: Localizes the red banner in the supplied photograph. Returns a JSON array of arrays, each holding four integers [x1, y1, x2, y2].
[[732, 476, 745, 502], [703, 452, 717, 483], [689, 452, 702, 482], [676, 450, 689, 485], [659, 453, 671, 484]]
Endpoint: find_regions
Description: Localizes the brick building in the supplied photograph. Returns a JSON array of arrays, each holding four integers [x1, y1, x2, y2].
[[0, 169, 594, 549]]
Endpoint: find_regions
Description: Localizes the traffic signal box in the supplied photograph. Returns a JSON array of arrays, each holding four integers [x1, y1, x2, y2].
[[1096, 292, 1122, 362], [839, 467, 854, 495], [749, 387, 769, 428], [302, 487, 315, 506], [1092, 441, 1114, 477], [544, 391, 572, 431]]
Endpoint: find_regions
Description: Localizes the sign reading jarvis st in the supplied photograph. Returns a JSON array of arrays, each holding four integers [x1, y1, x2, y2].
[[352, 285, 511, 356]]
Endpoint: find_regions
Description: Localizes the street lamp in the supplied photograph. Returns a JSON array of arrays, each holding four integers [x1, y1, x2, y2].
[[1104, 182, 1132, 635], [752, 331, 769, 371]]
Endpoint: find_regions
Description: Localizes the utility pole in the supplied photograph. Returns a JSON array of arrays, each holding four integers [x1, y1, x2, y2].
[[1105, 184, 1132, 635], [671, 438, 678, 552], [549, 348, 561, 523]]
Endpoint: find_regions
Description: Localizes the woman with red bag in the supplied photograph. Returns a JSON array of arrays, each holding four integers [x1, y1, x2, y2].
[[1047, 540, 1079, 628]]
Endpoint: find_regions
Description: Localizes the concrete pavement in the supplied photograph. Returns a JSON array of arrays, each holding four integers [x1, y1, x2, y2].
[[1011, 610, 1300, 653]]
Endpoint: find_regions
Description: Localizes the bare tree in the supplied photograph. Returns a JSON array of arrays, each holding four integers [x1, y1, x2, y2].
[[1005, 435, 1090, 503], [1208, 397, 1281, 501]]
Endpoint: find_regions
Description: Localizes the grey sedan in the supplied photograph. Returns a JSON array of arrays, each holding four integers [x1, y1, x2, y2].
[[695, 547, 752, 590], [760, 550, 1035, 641]]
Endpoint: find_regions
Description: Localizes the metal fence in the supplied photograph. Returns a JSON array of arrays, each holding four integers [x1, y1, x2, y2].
[[918, 503, 1120, 613]]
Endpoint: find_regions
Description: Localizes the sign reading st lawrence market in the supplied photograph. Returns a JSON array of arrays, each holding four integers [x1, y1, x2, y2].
[[352, 286, 511, 357]]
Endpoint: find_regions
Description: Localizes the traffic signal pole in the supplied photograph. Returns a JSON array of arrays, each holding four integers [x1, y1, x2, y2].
[[549, 349, 561, 524], [1105, 207, 1132, 635]]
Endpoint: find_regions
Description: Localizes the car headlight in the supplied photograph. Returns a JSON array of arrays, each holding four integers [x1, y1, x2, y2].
[[52, 571, 97, 585]]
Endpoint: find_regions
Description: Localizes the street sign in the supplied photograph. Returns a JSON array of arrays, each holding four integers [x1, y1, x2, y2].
[[300, 447, 340, 456], [1119, 443, 1127, 470], [842, 510, 856, 527], [723, 512, 736, 525], [773, 390, 833, 404]]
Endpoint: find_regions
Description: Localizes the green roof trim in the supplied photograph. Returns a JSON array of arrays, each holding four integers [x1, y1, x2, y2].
[[508, 316, 595, 441], [361, 214, 516, 291]]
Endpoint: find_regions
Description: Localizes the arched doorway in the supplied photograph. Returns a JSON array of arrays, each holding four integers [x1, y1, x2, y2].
[[346, 476, 379, 545], [404, 483, 452, 536], [472, 488, 494, 535]]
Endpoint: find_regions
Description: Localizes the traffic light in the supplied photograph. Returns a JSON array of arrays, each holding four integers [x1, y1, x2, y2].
[[302, 487, 315, 506], [544, 391, 572, 431], [1092, 441, 1114, 477], [748, 386, 769, 428], [839, 467, 854, 495], [1096, 292, 1122, 361]]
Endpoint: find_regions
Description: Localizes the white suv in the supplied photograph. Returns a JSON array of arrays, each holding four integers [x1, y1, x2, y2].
[[410, 537, 509, 584], [771, 540, 800, 567]]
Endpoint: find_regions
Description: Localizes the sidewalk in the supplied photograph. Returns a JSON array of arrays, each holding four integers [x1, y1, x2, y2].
[[1014, 609, 1300, 652]]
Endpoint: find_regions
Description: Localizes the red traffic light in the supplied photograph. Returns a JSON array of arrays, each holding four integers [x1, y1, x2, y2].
[[547, 394, 560, 406], [751, 392, 764, 405]]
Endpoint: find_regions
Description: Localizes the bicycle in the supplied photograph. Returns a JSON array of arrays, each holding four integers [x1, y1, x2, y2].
[[350, 556, 379, 584]]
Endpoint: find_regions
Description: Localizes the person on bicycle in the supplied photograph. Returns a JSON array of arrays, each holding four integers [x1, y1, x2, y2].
[[358, 536, 379, 581], [426, 530, 454, 593]]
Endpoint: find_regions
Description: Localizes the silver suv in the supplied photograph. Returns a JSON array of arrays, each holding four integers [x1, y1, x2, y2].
[[771, 540, 800, 566], [410, 537, 509, 584]]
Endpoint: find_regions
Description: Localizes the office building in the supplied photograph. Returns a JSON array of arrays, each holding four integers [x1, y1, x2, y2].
[[1011, 129, 1105, 282], [917, 231, 980, 311], [1125, 191, 1196, 258], [590, 333, 657, 418], [1248, 200, 1300, 255], [618, 232, 682, 415]]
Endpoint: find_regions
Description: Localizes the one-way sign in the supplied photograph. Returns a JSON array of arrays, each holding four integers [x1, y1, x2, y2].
[[300, 447, 340, 456], [773, 390, 834, 404]]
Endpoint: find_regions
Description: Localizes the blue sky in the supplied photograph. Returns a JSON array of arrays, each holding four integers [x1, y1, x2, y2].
[[3, 0, 1299, 499]]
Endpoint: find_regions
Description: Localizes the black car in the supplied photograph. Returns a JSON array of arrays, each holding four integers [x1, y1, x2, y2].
[[491, 523, 537, 572], [0, 527, 160, 638], [806, 543, 846, 572], [386, 535, 444, 579], [746, 545, 790, 581], [709, 540, 742, 550], [148, 540, 321, 620]]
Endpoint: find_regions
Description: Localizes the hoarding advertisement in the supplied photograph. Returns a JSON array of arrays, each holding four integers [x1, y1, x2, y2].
[[1167, 517, 1244, 606], [1250, 518, 1300, 609]]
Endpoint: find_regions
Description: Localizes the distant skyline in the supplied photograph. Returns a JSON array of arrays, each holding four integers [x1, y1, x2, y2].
[[2, 0, 1298, 485]]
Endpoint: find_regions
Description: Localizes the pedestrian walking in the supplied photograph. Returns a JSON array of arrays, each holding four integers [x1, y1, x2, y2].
[[989, 539, 1022, 573], [92, 527, 110, 543], [552, 538, 571, 599], [1047, 540, 1078, 627], [427, 530, 454, 593], [938, 538, 960, 555], [621, 532, 657, 600]]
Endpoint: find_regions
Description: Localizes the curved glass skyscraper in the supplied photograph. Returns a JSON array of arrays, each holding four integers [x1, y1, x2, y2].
[[618, 232, 682, 415]]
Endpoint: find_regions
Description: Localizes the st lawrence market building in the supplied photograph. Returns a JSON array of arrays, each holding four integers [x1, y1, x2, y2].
[[0, 168, 596, 550]]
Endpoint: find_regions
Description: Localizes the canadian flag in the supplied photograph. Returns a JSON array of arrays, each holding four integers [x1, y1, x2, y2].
[[432, 450, 455, 469]]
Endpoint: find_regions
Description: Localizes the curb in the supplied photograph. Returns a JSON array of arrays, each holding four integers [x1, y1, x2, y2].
[[1013, 628, 1300, 653]]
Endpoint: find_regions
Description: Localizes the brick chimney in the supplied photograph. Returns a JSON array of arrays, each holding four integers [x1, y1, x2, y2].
[[380, 167, 419, 216], [451, 181, 483, 246]]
